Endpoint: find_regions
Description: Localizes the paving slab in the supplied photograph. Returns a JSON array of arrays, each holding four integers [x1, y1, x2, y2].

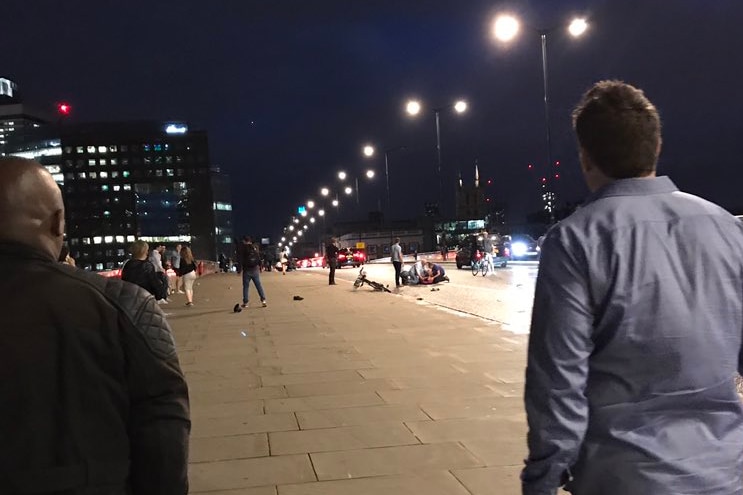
[[189, 455, 316, 492], [310, 442, 484, 480], [278, 470, 471, 495], [269, 421, 419, 455], [190, 434, 270, 462], [452, 466, 523, 495]]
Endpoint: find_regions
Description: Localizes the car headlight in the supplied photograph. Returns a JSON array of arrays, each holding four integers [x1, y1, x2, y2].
[[511, 242, 527, 257]]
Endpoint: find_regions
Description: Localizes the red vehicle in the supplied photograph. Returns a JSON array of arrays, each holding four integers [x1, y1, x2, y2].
[[336, 247, 366, 268], [296, 255, 325, 269]]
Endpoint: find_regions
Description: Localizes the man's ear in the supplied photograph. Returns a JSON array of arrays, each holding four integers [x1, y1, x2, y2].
[[51, 209, 65, 237]]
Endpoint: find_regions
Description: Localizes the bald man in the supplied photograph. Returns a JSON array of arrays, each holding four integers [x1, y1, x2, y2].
[[0, 157, 190, 494]]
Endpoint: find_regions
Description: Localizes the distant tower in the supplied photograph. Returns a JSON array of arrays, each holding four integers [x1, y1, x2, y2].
[[455, 159, 487, 220]]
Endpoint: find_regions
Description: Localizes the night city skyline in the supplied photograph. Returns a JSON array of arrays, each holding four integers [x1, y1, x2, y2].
[[4, 0, 742, 240]]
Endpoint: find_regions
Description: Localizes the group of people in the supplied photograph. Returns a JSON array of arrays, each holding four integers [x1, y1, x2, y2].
[[121, 242, 199, 306], [5, 80, 743, 495]]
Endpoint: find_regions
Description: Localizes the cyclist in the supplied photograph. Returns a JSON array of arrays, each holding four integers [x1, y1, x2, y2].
[[481, 230, 495, 275]]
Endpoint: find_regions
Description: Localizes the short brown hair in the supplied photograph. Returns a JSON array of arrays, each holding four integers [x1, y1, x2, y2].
[[572, 80, 661, 179], [129, 240, 149, 258]]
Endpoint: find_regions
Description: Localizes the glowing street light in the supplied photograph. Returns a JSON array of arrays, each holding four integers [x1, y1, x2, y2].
[[298, 231, 303, 236], [332, 199, 339, 207], [363, 145, 375, 157], [493, 15, 520, 42], [338, 171, 347, 180], [568, 18, 588, 37], [307, 200, 315, 209], [454, 100, 468, 113], [289, 225, 295, 231], [318, 209, 325, 216], [320, 187, 329, 196], [310, 217, 315, 223], [406, 100, 421, 116], [293, 218, 299, 223], [344, 186, 353, 195], [365, 169, 375, 179], [281, 237, 286, 242], [303, 224, 309, 230]]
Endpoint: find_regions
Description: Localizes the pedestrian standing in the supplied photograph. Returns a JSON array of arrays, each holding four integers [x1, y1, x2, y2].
[[391, 237, 403, 287], [0, 157, 190, 494], [325, 237, 339, 285], [280, 246, 289, 275], [171, 244, 184, 294], [123, 240, 169, 302], [179, 246, 197, 306], [238, 236, 267, 308], [522, 80, 743, 495]]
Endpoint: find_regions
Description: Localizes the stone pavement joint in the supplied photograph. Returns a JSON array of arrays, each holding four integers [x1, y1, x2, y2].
[[171, 269, 528, 494]]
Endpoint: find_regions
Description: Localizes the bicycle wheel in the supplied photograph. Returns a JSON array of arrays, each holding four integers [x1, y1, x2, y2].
[[481, 261, 489, 277], [471, 260, 480, 276]]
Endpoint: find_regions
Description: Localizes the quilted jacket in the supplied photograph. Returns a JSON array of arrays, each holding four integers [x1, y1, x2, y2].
[[0, 241, 190, 495]]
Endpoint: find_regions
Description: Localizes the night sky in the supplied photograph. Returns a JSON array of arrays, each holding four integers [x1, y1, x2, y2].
[[4, 0, 743, 239]]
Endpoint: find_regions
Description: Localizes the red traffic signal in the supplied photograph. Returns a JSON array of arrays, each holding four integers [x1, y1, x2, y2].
[[57, 103, 71, 116]]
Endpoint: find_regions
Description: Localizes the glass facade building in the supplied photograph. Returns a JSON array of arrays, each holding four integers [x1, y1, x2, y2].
[[3, 121, 233, 271]]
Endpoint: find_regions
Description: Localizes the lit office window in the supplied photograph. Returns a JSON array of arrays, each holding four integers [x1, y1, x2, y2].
[[143, 144, 151, 152], [82, 238, 91, 245], [93, 236, 102, 245], [127, 235, 135, 242], [111, 171, 119, 178], [89, 172, 97, 179], [117, 249, 125, 256], [99, 159, 107, 166], [109, 145, 117, 152], [104, 235, 113, 243], [123, 184, 131, 191], [95, 263, 103, 271], [166, 169, 174, 177], [101, 185, 109, 191], [77, 172, 87, 179], [100, 172, 108, 179], [122, 171, 130, 178], [76, 146, 84, 154], [115, 235, 125, 243], [87, 146, 96, 154], [113, 185, 121, 191], [98, 146, 107, 154], [88, 159, 96, 166], [154, 144, 162, 152], [110, 158, 118, 166]]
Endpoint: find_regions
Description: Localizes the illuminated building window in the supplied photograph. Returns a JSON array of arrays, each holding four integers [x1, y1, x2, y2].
[[144, 157, 151, 164], [104, 235, 113, 243], [109, 145, 117, 153], [166, 169, 174, 177], [111, 171, 119, 178], [88, 159, 96, 166], [113, 185, 121, 191], [155, 170, 163, 177], [89, 172, 97, 179], [127, 235, 135, 242], [100, 171, 108, 179], [87, 146, 96, 154], [98, 146, 107, 154], [93, 236, 102, 245], [154, 144, 162, 152], [123, 184, 131, 191], [77, 172, 86, 179], [99, 159, 107, 166], [115, 235, 125, 243], [96, 263, 104, 271], [122, 171, 130, 178], [76, 146, 84, 153], [110, 158, 118, 166], [143, 144, 151, 152], [101, 185, 109, 192]]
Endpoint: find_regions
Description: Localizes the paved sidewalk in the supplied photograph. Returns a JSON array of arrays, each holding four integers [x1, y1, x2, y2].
[[168, 269, 530, 494]]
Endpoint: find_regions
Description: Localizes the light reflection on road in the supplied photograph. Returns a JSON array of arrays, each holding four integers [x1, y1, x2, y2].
[[297, 262, 540, 334]]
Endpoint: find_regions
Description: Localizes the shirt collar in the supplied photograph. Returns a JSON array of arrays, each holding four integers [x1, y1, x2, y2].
[[584, 176, 678, 205], [0, 241, 57, 263]]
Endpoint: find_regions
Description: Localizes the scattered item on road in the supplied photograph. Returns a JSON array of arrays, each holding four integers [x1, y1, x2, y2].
[[430, 287, 440, 292], [353, 268, 392, 293], [240, 331, 247, 337], [233, 303, 242, 313], [293, 295, 304, 301]]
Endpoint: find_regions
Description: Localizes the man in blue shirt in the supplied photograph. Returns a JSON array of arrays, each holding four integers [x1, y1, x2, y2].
[[523, 80, 743, 495]]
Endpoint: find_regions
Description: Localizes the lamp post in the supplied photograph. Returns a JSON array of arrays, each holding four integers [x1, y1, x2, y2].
[[406, 99, 467, 217], [362, 144, 406, 225], [493, 14, 588, 223]]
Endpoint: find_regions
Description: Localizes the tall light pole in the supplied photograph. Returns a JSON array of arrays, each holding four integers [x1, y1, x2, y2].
[[406, 99, 467, 217], [362, 144, 406, 226], [493, 14, 588, 223]]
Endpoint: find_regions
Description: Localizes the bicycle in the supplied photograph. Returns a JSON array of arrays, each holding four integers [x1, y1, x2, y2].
[[470, 250, 494, 277]]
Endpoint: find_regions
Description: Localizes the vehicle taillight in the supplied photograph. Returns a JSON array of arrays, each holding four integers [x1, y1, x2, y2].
[[504, 247, 510, 257], [475, 251, 482, 260]]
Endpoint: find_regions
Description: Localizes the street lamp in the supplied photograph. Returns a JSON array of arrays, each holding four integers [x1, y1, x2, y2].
[[332, 199, 339, 207], [493, 13, 588, 223], [406, 98, 468, 216], [307, 200, 315, 209], [338, 171, 347, 180], [338, 169, 375, 205], [320, 187, 330, 197], [362, 144, 406, 226]]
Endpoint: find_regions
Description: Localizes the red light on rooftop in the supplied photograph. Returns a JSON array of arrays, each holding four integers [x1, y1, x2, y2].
[[555, 160, 560, 166], [555, 174, 560, 179], [527, 164, 533, 170], [487, 179, 492, 185], [541, 177, 547, 183], [57, 103, 71, 116]]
